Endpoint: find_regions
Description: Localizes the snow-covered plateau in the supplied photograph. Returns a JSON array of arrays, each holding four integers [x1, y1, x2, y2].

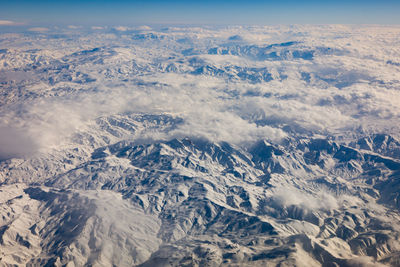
[[1, 25, 400, 266]]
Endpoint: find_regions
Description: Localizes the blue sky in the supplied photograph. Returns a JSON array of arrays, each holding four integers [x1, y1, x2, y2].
[[1, 0, 400, 26]]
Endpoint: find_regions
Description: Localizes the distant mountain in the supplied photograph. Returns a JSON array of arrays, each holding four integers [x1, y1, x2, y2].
[[1, 25, 400, 266]]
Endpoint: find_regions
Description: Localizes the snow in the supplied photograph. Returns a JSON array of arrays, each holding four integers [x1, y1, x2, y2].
[[0, 24, 400, 266]]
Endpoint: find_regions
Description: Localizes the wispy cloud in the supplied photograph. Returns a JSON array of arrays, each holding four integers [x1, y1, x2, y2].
[[1, 25, 400, 155], [28, 27, 49, 32], [0, 126, 37, 160], [136, 25, 152, 31], [0, 20, 22, 26], [67, 25, 81, 29], [272, 187, 339, 211], [113, 26, 130, 32], [91, 26, 105, 30]]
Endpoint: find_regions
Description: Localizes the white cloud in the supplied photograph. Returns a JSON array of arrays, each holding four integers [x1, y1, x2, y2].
[[0, 20, 20, 26], [345, 256, 387, 267], [28, 27, 49, 32], [113, 26, 130, 31], [1, 25, 400, 265], [135, 25, 152, 31], [272, 187, 339, 211], [91, 26, 105, 30], [1, 25, 400, 155], [0, 126, 37, 160], [169, 111, 286, 145], [67, 25, 81, 29]]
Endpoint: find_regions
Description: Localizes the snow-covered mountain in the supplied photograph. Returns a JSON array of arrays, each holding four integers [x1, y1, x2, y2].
[[1, 25, 400, 266]]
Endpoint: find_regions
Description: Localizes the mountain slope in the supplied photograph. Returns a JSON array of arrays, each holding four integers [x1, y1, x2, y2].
[[1, 25, 400, 266]]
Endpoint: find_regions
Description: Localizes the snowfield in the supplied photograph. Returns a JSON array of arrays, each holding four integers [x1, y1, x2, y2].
[[1, 25, 400, 266]]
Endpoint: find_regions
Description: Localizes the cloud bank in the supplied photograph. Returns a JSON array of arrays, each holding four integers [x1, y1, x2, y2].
[[0, 25, 399, 156]]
